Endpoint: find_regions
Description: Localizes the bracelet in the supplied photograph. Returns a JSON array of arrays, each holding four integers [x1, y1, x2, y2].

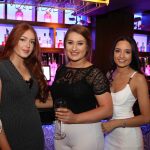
[[122, 120, 127, 128]]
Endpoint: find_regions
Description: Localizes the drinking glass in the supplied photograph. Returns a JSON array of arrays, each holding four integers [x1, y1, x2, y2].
[[54, 98, 67, 140]]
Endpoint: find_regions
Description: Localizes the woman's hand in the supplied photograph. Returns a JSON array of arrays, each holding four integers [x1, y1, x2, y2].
[[55, 108, 78, 124], [101, 120, 118, 133], [0, 130, 11, 150]]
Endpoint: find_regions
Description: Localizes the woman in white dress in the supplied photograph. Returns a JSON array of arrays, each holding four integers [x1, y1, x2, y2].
[[102, 36, 150, 150]]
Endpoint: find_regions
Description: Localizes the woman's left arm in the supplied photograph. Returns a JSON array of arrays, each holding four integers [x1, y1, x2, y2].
[[56, 92, 113, 124], [102, 74, 150, 133], [35, 94, 53, 108], [120, 74, 150, 126]]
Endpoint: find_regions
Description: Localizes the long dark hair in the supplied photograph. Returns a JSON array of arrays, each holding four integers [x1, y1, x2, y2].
[[0, 22, 49, 102], [108, 35, 142, 82]]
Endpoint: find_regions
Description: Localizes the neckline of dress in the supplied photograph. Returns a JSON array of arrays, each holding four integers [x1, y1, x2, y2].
[[111, 84, 129, 94], [7, 59, 32, 82], [65, 64, 94, 69], [111, 71, 137, 94], [111, 84, 136, 100]]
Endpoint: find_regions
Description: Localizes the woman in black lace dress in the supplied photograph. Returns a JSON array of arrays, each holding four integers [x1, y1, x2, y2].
[[50, 25, 113, 150], [0, 22, 52, 150]]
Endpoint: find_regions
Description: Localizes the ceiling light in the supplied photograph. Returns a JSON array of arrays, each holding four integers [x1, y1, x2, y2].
[[82, 0, 110, 5]]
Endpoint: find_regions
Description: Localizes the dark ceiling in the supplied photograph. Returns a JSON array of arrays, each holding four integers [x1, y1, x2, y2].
[[90, 0, 150, 16], [96, 0, 150, 31]]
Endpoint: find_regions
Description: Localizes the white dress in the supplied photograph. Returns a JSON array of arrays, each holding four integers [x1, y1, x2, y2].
[[104, 72, 144, 150]]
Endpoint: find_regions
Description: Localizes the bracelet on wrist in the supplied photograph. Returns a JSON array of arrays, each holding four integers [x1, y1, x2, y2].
[[122, 120, 127, 128]]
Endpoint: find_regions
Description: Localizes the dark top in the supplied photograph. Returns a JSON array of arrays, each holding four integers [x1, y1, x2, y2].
[[0, 59, 44, 150], [51, 65, 110, 114]]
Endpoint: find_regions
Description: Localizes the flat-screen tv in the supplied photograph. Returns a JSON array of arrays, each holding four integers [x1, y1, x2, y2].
[[42, 66, 51, 81], [133, 33, 147, 52]]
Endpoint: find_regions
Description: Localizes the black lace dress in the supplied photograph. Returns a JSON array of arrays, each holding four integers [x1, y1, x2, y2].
[[51, 65, 110, 113]]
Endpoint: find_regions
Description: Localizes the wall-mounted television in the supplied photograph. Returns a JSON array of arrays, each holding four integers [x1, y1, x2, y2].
[[7, 4, 35, 21], [133, 34, 147, 52], [42, 66, 51, 81]]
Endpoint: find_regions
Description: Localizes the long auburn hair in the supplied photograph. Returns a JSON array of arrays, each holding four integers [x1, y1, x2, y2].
[[0, 22, 49, 102], [108, 35, 142, 82]]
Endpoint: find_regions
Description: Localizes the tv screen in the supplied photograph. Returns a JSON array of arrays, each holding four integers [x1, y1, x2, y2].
[[42, 66, 51, 80], [133, 34, 147, 52]]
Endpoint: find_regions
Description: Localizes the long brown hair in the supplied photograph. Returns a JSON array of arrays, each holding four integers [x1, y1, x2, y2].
[[0, 22, 49, 102], [64, 25, 92, 60]]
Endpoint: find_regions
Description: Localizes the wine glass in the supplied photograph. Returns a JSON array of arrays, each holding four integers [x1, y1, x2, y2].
[[54, 98, 67, 140]]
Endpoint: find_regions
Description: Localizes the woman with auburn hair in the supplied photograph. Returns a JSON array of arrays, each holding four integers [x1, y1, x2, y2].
[[102, 36, 150, 150], [0, 22, 52, 150]]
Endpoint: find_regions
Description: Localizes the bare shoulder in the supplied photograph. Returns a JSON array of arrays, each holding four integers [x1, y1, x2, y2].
[[134, 72, 147, 82], [133, 72, 148, 87]]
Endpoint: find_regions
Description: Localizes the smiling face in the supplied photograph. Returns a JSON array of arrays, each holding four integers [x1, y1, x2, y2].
[[13, 29, 35, 59], [114, 40, 132, 68], [65, 31, 88, 62]]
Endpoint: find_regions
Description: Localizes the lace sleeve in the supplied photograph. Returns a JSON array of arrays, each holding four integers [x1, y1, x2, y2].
[[89, 68, 110, 95]]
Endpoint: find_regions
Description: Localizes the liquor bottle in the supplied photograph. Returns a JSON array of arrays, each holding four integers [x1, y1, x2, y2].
[[55, 32, 58, 48], [47, 33, 52, 48], [49, 54, 58, 85], [140, 57, 145, 73], [2, 28, 9, 46], [41, 53, 47, 66], [58, 40, 63, 48], [51, 54, 58, 76], [146, 41, 150, 52], [145, 64, 150, 76], [48, 54, 52, 85], [140, 42, 145, 52], [42, 33, 48, 47], [38, 37, 42, 47], [44, 11, 51, 22], [15, 8, 23, 20], [4, 28, 9, 44], [145, 57, 150, 76], [136, 42, 140, 52], [59, 53, 65, 65], [48, 54, 52, 67]]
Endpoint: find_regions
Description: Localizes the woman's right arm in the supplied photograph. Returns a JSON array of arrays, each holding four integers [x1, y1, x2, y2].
[[0, 80, 11, 150], [0, 129, 11, 150], [35, 92, 53, 108]]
